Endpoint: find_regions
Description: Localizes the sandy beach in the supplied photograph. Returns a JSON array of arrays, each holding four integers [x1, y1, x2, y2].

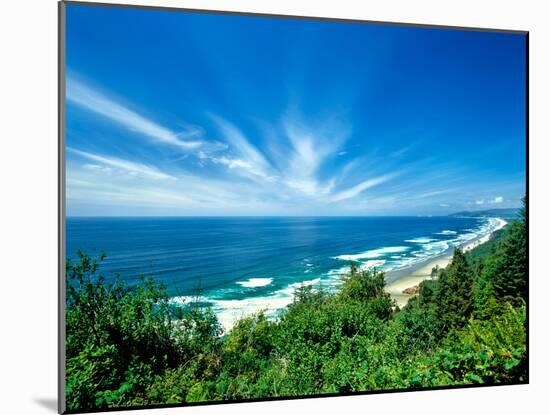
[[384, 217, 508, 308]]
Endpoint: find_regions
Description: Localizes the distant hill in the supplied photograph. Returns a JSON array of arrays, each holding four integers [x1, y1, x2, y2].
[[448, 208, 520, 220]]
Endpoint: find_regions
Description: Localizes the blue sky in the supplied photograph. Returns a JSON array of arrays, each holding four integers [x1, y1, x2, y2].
[[65, 5, 526, 216]]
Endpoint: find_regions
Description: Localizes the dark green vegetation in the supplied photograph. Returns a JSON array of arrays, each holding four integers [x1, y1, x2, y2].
[[65, 204, 527, 411]]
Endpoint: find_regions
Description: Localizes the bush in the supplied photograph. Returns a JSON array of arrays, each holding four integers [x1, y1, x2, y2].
[[65, 251, 222, 410], [431, 304, 527, 385]]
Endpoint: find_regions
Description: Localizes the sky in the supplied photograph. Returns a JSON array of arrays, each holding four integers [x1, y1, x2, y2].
[[65, 4, 527, 217]]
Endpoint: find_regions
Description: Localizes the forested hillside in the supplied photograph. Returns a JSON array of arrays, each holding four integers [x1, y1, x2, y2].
[[449, 208, 520, 220]]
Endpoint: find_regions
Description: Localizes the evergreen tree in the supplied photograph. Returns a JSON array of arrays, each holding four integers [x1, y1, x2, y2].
[[482, 198, 527, 305], [435, 249, 474, 331]]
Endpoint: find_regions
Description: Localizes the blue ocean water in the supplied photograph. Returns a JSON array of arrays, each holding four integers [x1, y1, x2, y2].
[[66, 216, 499, 328]]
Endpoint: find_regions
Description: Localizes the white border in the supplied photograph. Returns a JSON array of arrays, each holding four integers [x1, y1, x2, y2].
[[1, 1, 547, 415]]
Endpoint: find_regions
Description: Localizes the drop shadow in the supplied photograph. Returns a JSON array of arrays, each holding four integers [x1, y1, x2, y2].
[[34, 398, 57, 413]]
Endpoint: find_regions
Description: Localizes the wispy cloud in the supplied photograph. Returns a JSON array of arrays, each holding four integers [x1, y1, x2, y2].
[[67, 76, 203, 150], [328, 175, 394, 203], [414, 190, 452, 199], [82, 163, 112, 173], [389, 146, 411, 158], [67, 161, 291, 215], [209, 115, 276, 181], [68, 148, 176, 180], [65, 81, 521, 215], [489, 196, 504, 204], [282, 113, 350, 196]]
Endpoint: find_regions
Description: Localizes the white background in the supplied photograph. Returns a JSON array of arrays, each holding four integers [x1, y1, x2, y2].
[[0, 0, 547, 414]]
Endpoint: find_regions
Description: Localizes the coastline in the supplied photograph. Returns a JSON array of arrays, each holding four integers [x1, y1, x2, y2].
[[384, 217, 508, 308], [174, 216, 509, 332]]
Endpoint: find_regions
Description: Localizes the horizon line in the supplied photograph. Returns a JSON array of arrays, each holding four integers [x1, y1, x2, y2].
[[66, 210, 517, 219]]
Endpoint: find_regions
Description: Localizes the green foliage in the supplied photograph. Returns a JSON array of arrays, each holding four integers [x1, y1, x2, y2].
[[472, 200, 527, 320], [272, 284, 389, 395], [482, 219, 527, 305], [338, 263, 394, 320], [429, 304, 527, 385], [65, 250, 221, 410], [65, 205, 527, 411], [435, 249, 475, 332]]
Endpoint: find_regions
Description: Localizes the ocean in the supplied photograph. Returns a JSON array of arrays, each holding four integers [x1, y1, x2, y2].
[[66, 216, 501, 329]]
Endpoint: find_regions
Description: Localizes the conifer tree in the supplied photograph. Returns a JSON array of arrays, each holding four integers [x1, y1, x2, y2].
[[482, 198, 527, 305], [435, 248, 474, 331]]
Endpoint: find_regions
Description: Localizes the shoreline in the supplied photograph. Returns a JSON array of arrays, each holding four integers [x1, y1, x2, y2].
[[175, 216, 509, 331], [384, 217, 508, 308]]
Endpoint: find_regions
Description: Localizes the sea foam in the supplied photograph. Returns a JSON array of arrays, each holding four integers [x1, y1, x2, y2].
[[333, 246, 410, 261], [437, 230, 457, 235], [170, 277, 324, 332], [236, 278, 273, 288], [363, 260, 386, 269], [404, 237, 437, 243]]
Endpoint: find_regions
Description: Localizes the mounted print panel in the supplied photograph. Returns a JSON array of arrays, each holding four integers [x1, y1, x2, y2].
[[59, 1, 528, 413]]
